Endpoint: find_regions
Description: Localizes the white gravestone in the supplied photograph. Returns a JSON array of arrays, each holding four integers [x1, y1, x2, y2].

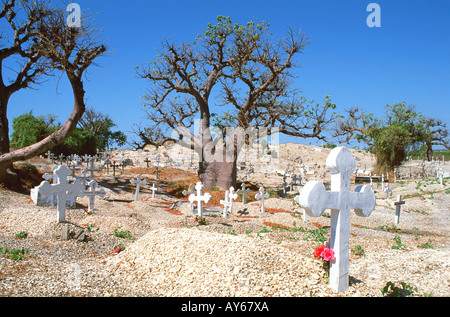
[[394, 195, 405, 225], [255, 187, 270, 213], [237, 183, 251, 204], [188, 182, 211, 218], [297, 147, 375, 293], [39, 165, 85, 223], [85, 180, 106, 212], [384, 183, 392, 199], [150, 183, 158, 199], [130, 174, 148, 201], [220, 187, 238, 219]]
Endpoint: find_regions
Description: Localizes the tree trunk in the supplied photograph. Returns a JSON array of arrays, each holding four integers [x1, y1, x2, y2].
[[0, 73, 86, 183], [198, 135, 238, 190], [425, 142, 433, 162], [199, 159, 237, 190]]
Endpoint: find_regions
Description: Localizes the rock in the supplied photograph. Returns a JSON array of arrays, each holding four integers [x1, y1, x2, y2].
[[61, 225, 70, 240]]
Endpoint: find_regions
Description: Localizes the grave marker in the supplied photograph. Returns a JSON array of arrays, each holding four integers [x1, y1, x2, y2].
[[39, 165, 85, 223], [188, 182, 211, 218], [150, 183, 158, 199], [237, 183, 251, 204], [85, 180, 106, 212], [130, 174, 148, 201], [384, 183, 392, 199], [297, 147, 376, 293], [394, 195, 405, 225], [255, 187, 270, 213], [182, 184, 196, 213], [220, 187, 238, 219]]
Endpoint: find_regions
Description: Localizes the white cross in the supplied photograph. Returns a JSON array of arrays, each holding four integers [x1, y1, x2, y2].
[[255, 187, 270, 213], [438, 168, 444, 186], [183, 184, 196, 213], [237, 183, 251, 204], [84, 180, 106, 212], [384, 183, 392, 199], [130, 174, 147, 201], [220, 186, 238, 218], [394, 195, 405, 225], [297, 147, 375, 293], [188, 182, 211, 218], [86, 159, 103, 178], [42, 165, 59, 207], [150, 183, 158, 199], [39, 165, 85, 223]]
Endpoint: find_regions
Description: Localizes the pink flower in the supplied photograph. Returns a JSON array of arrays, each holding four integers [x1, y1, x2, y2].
[[114, 247, 121, 253], [321, 248, 335, 261]]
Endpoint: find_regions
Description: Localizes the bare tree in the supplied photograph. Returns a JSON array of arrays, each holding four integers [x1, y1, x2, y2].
[[0, 1, 106, 182], [136, 16, 339, 189]]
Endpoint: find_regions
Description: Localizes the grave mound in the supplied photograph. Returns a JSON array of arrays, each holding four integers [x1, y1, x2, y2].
[[106, 227, 342, 296]]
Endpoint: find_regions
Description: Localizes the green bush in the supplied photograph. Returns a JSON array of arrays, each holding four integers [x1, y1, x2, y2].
[[10, 112, 97, 156], [10, 112, 49, 149]]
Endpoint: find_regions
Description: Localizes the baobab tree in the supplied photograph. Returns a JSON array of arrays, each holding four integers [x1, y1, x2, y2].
[[0, 0, 106, 183], [135, 16, 339, 189]]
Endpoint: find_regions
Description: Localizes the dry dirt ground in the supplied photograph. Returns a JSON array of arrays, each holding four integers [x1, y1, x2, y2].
[[0, 144, 448, 297]]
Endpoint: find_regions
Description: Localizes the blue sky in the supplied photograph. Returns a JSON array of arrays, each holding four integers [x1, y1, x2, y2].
[[7, 0, 450, 148]]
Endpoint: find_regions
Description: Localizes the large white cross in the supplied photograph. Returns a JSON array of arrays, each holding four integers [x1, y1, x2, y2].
[[130, 174, 147, 201], [255, 187, 270, 213], [188, 182, 211, 218], [297, 147, 376, 293], [237, 183, 251, 204], [39, 165, 85, 223], [85, 180, 106, 212]]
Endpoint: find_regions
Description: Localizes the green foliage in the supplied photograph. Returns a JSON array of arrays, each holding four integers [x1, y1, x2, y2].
[[391, 235, 406, 250], [352, 245, 365, 256], [15, 231, 28, 239], [367, 102, 425, 171], [381, 281, 418, 297], [0, 247, 29, 261], [10, 112, 97, 156], [113, 227, 134, 240], [10, 112, 49, 149], [50, 128, 97, 156]]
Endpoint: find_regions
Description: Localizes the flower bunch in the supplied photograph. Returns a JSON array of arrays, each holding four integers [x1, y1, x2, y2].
[[314, 245, 336, 261]]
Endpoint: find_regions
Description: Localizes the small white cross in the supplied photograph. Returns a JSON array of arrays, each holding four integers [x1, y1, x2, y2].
[[130, 174, 148, 201], [237, 183, 251, 204], [255, 187, 270, 213], [183, 184, 196, 213], [84, 180, 106, 212], [150, 183, 158, 199], [220, 186, 238, 218], [188, 182, 211, 218], [384, 183, 392, 199]]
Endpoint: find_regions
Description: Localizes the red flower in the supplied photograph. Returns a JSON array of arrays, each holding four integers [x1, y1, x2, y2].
[[314, 245, 326, 259]]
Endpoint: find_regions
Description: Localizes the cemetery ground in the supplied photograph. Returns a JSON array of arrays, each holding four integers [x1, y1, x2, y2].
[[0, 145, 449, 297]]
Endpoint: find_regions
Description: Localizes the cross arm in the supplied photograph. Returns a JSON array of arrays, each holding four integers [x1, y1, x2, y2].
[[298, 182, 375, 218]]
